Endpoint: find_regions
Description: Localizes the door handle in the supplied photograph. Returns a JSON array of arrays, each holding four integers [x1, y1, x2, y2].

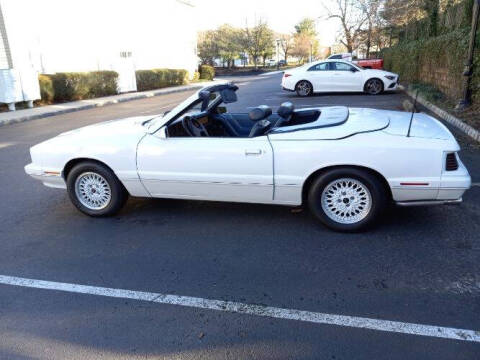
[[245, 149, 262, 156]]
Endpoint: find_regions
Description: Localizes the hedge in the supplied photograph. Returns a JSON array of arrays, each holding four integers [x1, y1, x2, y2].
[[383, 27, 479, 103], [135, 69, 189, 91], [199, 65, 215, 80], [39, 71, 119, 102]]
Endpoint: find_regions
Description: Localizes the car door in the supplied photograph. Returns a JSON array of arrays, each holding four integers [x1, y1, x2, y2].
[[136, 128, 274, 203], [330, 62, 364, 91], [306, 62, 333, 92]]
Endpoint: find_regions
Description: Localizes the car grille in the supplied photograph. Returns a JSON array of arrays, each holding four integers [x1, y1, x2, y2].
[[446, 153, 458, 171]]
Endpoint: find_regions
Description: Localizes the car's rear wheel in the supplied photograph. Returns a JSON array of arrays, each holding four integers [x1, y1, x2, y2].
[[66, 161, 128, 217], [365, 78, 384, 95], [308, 168, 387, 232], [296, 80, 313, 97]]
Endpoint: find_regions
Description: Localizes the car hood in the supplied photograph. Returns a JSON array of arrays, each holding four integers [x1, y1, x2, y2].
[[362, 69, 397, 77], [58, 115, 157, 138]]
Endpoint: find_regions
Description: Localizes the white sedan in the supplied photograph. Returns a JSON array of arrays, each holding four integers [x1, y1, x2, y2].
[[25, 83, 470, 232], [282, 59, 399, 97]]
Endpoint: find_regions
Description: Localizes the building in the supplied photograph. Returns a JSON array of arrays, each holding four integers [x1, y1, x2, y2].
[[0, 0, 198, 109]]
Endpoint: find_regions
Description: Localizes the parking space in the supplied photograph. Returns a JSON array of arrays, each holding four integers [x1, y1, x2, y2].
[[0, 73, 479, 359]]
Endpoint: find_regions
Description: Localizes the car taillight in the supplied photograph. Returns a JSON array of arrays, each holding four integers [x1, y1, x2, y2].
[[284, 73, 292, 78], [445, 152, 459, 171]]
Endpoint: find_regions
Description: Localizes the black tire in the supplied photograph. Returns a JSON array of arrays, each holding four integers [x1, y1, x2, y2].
[[296, 80, 313, 97], [307, 168, 388, 232], [364, 78, 384, 95], [66, 161, 128, 217]]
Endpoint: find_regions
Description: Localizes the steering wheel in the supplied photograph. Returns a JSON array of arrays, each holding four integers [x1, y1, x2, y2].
[[182, 116, 209, 137]]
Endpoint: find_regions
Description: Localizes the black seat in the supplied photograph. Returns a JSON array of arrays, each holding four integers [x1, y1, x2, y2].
[[275, 102, 294, 128], [248, 105, 273, 137], [248, 105, 272, 121]]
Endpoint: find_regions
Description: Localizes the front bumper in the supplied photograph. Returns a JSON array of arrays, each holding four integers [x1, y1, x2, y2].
[[25, 163, 66, 189]]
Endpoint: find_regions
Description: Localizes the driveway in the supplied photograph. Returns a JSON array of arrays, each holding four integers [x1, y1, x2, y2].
[[0, 73, 478, 359]]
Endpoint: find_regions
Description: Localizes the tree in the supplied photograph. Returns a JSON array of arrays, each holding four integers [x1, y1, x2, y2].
[[216, 24, 243, 68], [197, 30, 218, 65], [279, 34, 294, 63], [381, 0, 426, 27], [358, 0, 382, 57], [294, 18, 318, 36], [244, 19, 275, 69], [292, 18, 319, 63], [324, 0, 367, 53]]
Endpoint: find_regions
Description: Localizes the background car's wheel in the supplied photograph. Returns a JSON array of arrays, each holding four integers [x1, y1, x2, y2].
[[296, 80, 313, 97], [66, 161, 128, 217], [364, 78, 384, 95], [307, 168, 388, 232]]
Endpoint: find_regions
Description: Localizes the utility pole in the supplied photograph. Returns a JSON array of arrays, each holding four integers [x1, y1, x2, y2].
[[276, 39, 280, 70], [456, 0, 480, 110]]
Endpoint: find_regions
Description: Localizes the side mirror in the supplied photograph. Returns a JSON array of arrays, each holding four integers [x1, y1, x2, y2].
[[217, 106, 227, 114], [350, 68, 358, 72]]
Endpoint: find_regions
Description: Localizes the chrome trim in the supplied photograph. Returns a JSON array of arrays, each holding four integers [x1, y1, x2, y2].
[[396, 198, 462, 207]]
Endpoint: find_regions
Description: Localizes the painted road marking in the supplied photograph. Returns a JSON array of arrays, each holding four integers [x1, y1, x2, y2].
[[1, 275, 479, 342]]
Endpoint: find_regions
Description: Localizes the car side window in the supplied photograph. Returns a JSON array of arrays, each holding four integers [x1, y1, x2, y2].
[[308, 62, 329, 71], [333, 62, 354, 71]]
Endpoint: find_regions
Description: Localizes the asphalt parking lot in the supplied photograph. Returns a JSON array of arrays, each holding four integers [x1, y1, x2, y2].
[[0, 73, 479, 359]]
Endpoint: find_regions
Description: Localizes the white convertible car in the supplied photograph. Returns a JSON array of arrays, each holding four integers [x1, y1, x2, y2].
[[25, 83, 471, 232], [282, 59, 399, 97]]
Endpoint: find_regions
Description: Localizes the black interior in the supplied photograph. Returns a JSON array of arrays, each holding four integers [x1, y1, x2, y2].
[[164, 86, 321, 138]]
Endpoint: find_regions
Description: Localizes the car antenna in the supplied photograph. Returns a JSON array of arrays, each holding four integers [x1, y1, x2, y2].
[[407, 90, 419, 138]]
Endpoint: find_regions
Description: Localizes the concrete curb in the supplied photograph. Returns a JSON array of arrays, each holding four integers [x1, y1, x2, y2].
[[0, 83, 208, 127], [400, 85, 480, 143]]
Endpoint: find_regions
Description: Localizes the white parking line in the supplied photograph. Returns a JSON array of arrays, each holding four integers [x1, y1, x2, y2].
[[0, 275, 478, 343]]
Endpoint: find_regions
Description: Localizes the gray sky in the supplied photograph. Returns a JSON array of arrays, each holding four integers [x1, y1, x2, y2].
[[195, 0, 340, 46]]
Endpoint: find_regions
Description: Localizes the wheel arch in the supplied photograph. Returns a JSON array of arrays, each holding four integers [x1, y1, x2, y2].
[[301, 165, 392, 205], [63, 157, 118, 182]]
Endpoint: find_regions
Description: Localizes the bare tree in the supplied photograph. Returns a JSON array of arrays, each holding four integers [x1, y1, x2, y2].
[[324, 0, 367, 53], [358, 0, 382, 57], [279, 33, 294, 63]]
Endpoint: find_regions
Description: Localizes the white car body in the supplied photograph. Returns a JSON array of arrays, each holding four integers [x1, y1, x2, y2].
[[25, 86, 470, 211], [282, 59, 398, 94]]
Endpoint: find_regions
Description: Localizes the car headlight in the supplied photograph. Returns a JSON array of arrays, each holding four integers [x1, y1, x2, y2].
[[385, 75, 396, 80]]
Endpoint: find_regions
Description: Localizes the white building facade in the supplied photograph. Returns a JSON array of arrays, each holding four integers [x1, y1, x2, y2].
[[0, 0, 198, 108]]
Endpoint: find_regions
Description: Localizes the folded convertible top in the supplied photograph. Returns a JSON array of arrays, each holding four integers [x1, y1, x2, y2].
[[269, 107, 390, 140]]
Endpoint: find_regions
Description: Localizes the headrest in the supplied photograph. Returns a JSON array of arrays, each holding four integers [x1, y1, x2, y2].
[[277, 102, 294, 119], [249, 105, 272, 121]]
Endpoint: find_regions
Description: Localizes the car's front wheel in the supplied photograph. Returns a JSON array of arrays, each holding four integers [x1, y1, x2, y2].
[[66, 161, 128, 217], [296, 80, 313, 97], [308, 168, 388, 232], [364, 78, 384, 95]]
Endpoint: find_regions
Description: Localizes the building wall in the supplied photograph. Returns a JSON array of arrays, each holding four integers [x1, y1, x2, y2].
[[0, 2, 12, 69], [0, 0, 198, 77]]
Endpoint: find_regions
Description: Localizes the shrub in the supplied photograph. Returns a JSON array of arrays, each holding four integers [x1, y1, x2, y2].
[[135, 69, 189, 91], [39, 71, 119, 102], [88, 71, 118, 98], [382, 28, 475, 102], [38, 74, 54, 103], [192, 71, 200, 82], [199, 65, 215, 80]]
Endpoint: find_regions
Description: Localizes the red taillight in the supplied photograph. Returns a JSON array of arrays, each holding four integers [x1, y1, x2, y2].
[[284, 73, 292, 78]]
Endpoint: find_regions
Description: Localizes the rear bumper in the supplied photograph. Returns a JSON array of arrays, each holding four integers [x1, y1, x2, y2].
[[282, 86, 295, 92]]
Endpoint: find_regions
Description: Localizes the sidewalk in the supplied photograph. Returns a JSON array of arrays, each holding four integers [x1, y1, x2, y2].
[[0, 82, 210, 127]]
